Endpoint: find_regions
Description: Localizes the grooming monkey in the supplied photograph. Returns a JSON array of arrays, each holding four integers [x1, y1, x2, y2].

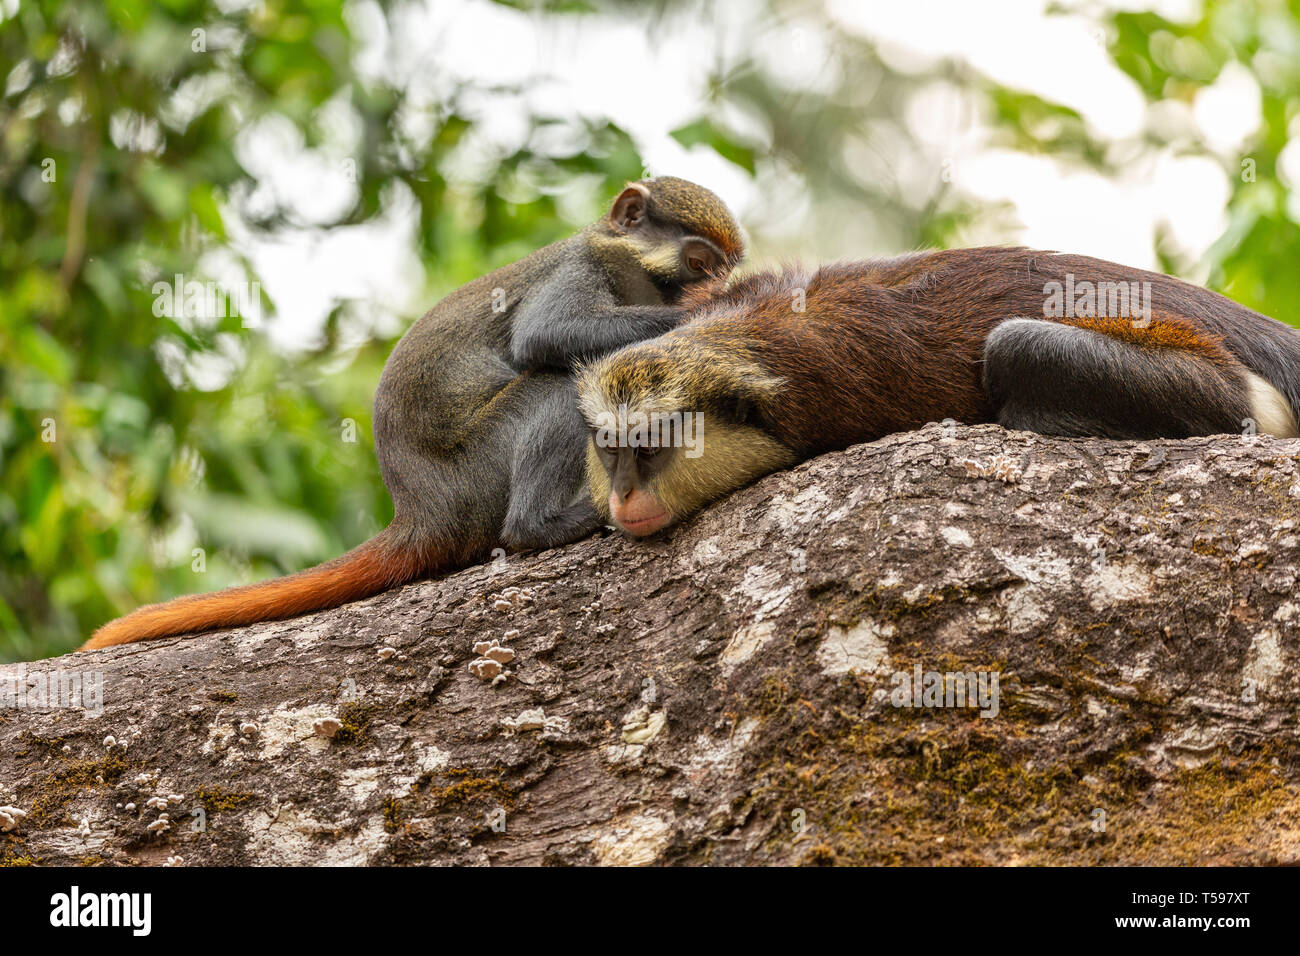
[[83, 178, 744, 649], [578, 246, 1300, 536]]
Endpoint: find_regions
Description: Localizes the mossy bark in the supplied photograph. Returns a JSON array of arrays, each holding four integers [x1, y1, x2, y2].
[[3, 424, 1299, 865]]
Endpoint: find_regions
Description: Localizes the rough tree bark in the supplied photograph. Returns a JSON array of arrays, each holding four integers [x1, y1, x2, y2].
[[2, 423, 1299, 866]]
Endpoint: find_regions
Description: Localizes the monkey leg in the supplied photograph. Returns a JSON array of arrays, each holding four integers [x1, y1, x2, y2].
[[376, 426, 514, 571], [501, 376, 604, 551], [982, 317, 1296, 439]]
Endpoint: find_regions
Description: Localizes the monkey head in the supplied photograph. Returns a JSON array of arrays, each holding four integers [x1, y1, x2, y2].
[[594, 177, 746, 303], [576, 333, 796, 536]]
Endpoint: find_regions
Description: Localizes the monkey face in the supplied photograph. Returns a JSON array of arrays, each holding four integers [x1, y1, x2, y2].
[[589, 434, 680, 536], [585, 417, 797, 538], [607, 182, 739, 302], [578, 339, 795, 538], [632, 231, 734, 303]]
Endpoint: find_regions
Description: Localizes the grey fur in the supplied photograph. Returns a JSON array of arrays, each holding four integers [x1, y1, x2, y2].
[[983, 318, 1251, 438], [374, 234, 683, 558], [374, 181, 740, 562]]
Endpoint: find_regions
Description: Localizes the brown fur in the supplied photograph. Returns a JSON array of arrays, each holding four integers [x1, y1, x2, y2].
[[579, 247, 1300, 524], [83, 522, 431, 649], [1060, 314, 1236, 365]]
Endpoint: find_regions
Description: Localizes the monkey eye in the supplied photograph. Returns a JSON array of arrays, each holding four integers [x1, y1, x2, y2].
[[590, 432, 617, 458], [681, 239, 721, 276]]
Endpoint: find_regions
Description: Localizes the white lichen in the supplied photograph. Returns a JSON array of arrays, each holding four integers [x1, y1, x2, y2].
[[242, 704, 341, 758], [815, 620, 894, 676], [591, 813, 672, 866], [720, 622, 775, 675], [621, 706, 666, 745], [1244, 627, 1286, 692], [730, 565, 794, 621], [939, 525, 974, 548], [501, 708, 569, 735]]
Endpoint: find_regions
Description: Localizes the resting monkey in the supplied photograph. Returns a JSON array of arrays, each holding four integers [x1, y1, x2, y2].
[[578, 246, 1300, 537], [83, 177, 744, 649]]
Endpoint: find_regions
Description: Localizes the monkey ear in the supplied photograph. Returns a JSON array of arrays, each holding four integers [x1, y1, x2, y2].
[[703, 358, 784, 427], [732, 396, 764, 429], [727, 391, 778, 432], [609, 184, 650, 232]]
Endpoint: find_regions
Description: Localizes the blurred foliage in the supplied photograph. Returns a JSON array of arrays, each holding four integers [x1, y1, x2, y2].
[[1112, 0, 1300, 324], [0, 0, 646, 658], [1029, 0, 1300, 325], [2, 0, 1299, 658]]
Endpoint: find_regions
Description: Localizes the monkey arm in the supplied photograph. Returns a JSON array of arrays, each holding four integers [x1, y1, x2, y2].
[[510, 279, 683, 370], [511, 307, 683, 369], [500, 376, 604, 550]]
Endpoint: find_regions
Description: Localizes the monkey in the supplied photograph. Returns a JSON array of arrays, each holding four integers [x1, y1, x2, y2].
[[576, 246, 1300, 537], [81, 177, 744, 649]]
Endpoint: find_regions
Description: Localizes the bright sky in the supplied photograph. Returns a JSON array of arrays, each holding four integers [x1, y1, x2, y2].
[[235, 0, 1264, 354]]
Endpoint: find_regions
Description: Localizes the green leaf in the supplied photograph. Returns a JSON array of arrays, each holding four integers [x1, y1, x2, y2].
[[670, 119, 757, 173]]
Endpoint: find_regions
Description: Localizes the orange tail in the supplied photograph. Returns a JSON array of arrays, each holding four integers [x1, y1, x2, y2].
[[81, 522, 432, 650]]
